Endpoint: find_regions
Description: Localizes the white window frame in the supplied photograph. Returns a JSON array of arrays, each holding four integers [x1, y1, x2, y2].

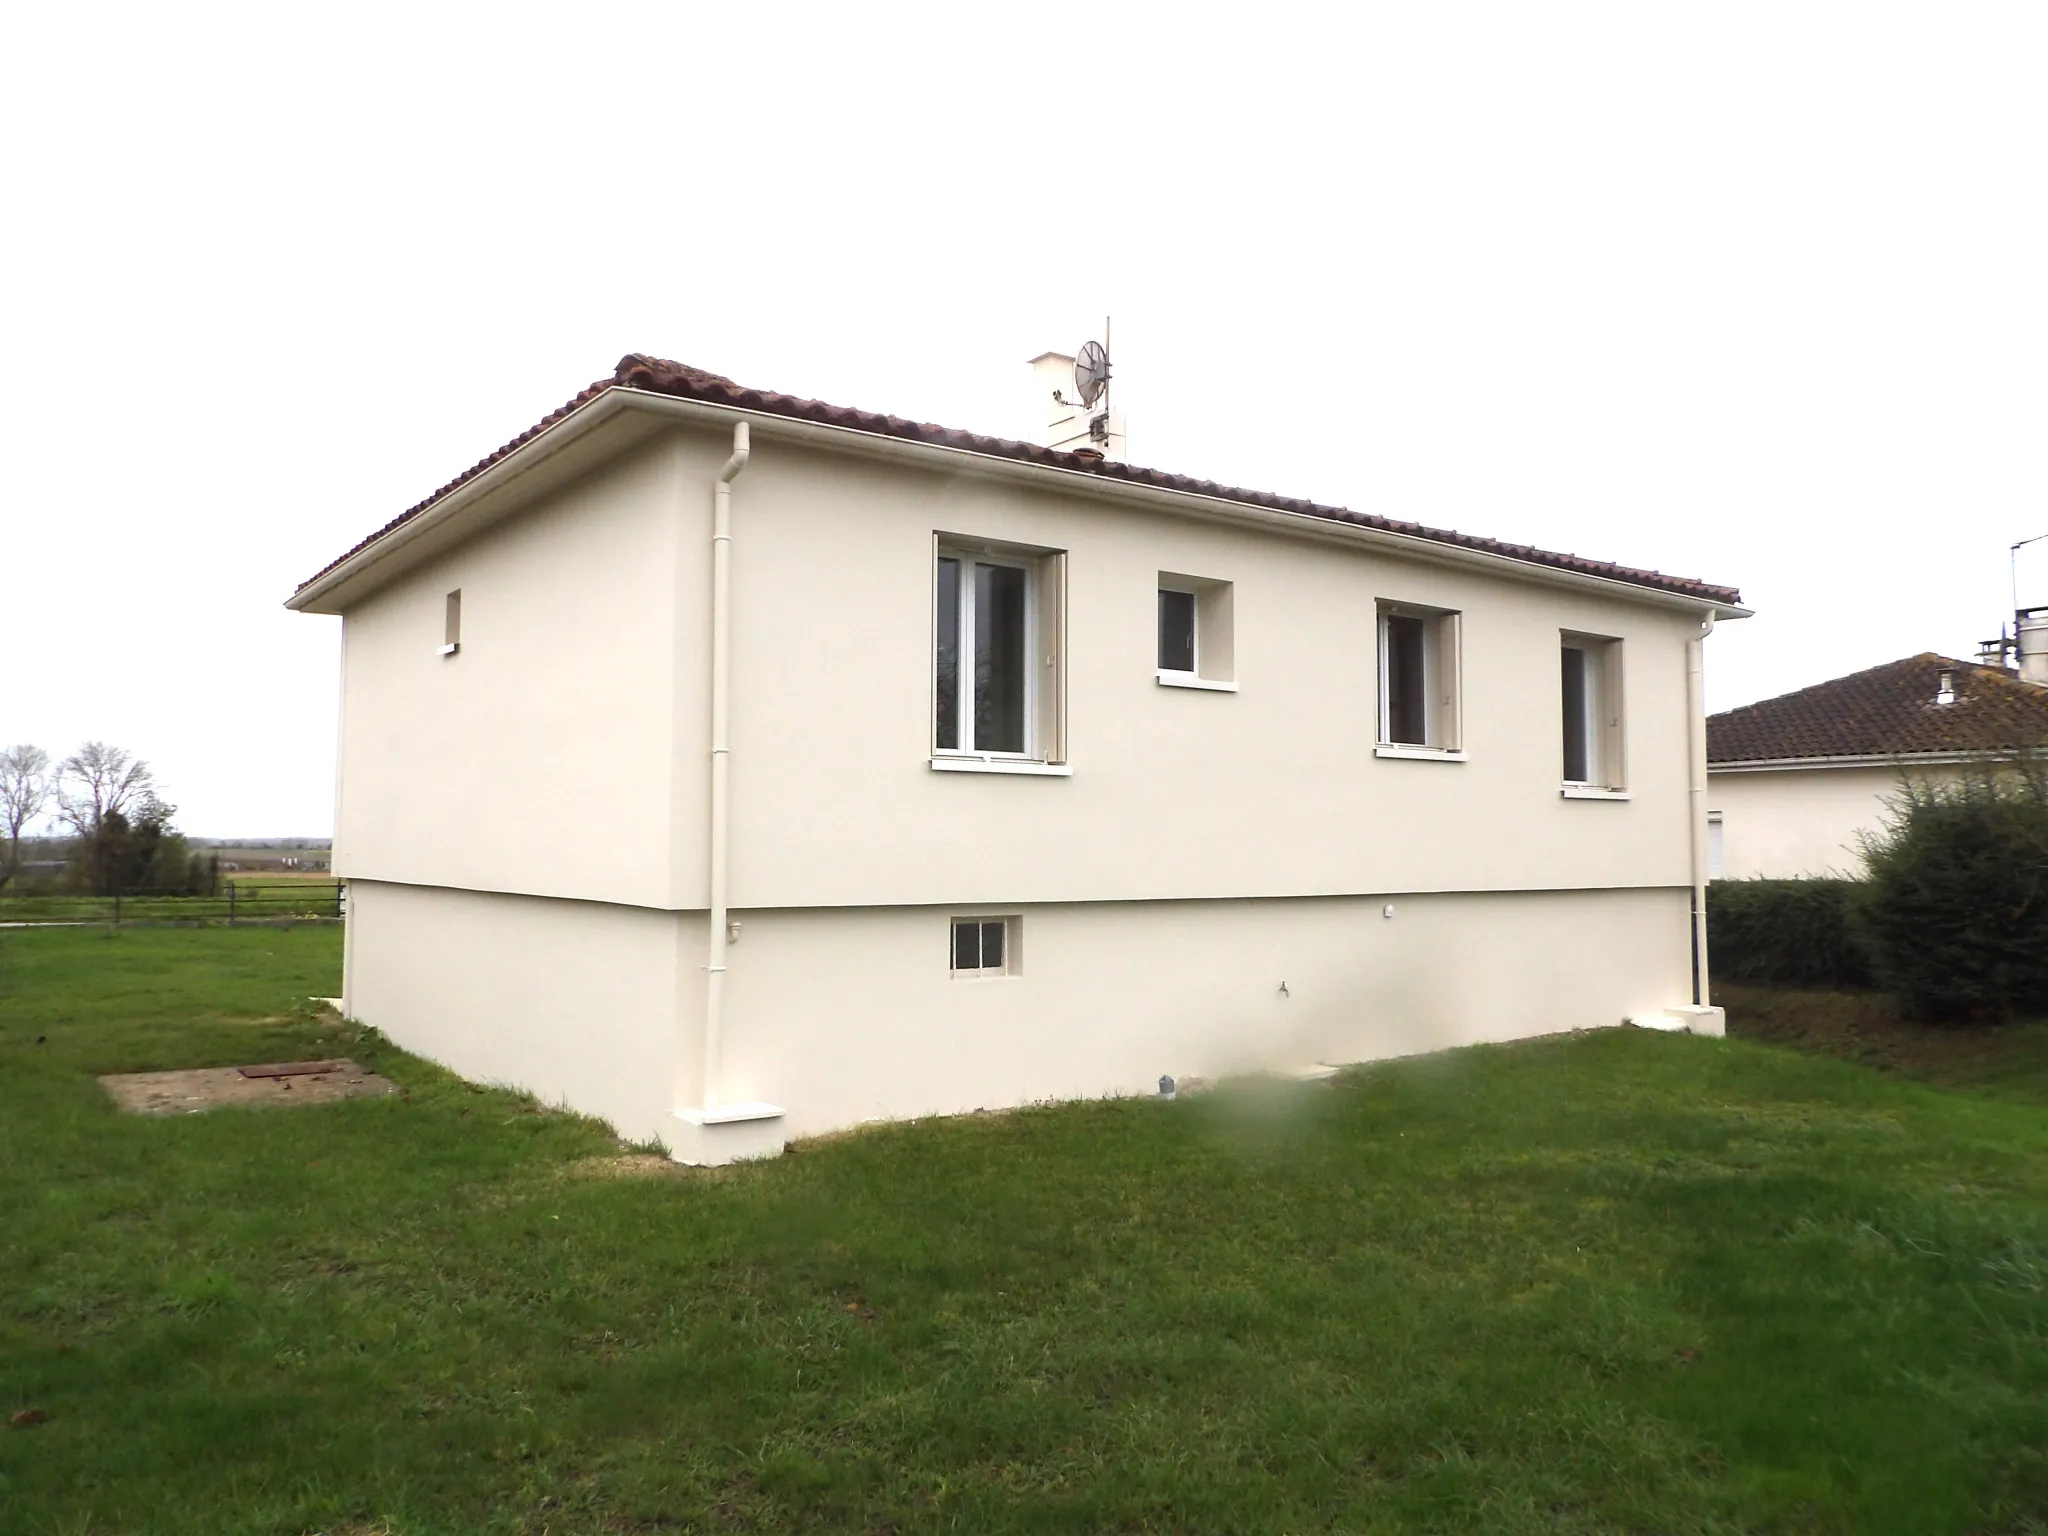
[[1707, 810, 1725, 879], [1154, 573, 1237, 692], [935, 544, 1040, 763], [1375, 602, 1462, 756], [439, 589, 461, 657], [949, 914, 1018, 979], [1560, 632, 1626, 792]]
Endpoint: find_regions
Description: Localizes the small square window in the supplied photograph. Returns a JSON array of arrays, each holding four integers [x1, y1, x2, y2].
[[1377, 602, 1460, 749], [1156, 574, 1234, 688], [1562, 633, 1626, 788], [950, 916, 1017, 977]]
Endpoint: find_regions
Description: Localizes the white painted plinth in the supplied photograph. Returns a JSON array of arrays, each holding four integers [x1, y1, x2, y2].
[[670, 1103, 787, 1166], [1627, 1006, 1726, 1037], [1667, 1004, 1726, 1037]]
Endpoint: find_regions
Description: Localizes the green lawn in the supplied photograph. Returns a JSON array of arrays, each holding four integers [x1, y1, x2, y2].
[[1720, 981, 2048, 1108], [4, 929, 2048, 1534]]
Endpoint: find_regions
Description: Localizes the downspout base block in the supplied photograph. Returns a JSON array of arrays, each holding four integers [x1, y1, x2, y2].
[[670, 1103, 786, 1166], [1627, 1006, 1726, 1037]]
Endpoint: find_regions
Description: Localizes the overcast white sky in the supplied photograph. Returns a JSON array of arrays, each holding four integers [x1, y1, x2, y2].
[[5, 4, 2045, 836]]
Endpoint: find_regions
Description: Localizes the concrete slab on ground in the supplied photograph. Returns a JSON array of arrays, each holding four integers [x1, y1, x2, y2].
[[99, 1060, 397, 1116]]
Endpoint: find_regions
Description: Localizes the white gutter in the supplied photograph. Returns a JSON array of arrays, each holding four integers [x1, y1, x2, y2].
[[1687, 613, 1715, 1004], [1709, 750, 2022, 773], [703, 420, 750, 1111], [288, 388, 1752, 624]]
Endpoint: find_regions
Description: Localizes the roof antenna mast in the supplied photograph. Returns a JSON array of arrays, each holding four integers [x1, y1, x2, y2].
[[1999, 532, 2048, 684]]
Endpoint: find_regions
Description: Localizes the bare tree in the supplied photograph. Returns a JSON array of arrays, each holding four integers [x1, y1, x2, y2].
[[56, 741, 156, 838], [0, 743, 51, 880]]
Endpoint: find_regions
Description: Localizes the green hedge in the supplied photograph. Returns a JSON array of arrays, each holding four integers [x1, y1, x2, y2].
[[1861, 764, 2048, 1022], [1708, 878, 1873, 989]]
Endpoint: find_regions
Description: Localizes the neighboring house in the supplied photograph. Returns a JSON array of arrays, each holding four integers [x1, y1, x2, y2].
[[1706, 654, 2048, 879], [289, 353, 1747, 1163]]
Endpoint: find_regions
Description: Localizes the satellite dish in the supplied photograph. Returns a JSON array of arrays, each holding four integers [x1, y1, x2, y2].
[[1073, 340, 1110, 408]]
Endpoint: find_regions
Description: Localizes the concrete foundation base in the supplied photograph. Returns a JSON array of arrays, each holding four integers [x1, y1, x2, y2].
[[670, 1103, 787, 1166], [1668, 1004, 1726, 1037], [1628, 1005, 1726, 1037]]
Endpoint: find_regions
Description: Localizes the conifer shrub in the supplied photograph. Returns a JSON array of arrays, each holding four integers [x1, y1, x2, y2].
[[1708, 878, 1872, 988], [1858, 759, 2048, 1022]]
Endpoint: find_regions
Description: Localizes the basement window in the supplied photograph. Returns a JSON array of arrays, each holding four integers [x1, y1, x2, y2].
[[1561, 633, 1626, 790], [1156, 574, 1236, 691], [934, 538, 1066, 764], [440, 590, 461, 656], [1376, 602, 1461, 753], [951, 916, 1018, 978]]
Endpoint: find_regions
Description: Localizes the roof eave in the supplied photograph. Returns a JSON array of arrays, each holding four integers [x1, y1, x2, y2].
[[1708, 748, 2032, 773], [289, 385, 1753, 620], [286, 388, 645, 614]]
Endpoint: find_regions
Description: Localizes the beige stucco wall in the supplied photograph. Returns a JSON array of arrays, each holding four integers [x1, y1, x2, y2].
[[717, 887, 1693, 1140], [345, 879, 1692, 1147], [1708, 763, 1959, 879], [726, 438, 1702, 905], [333, 422, 1712, 911], [344, 879, 694, 1147], [326, 416, 1721, 1145], [332, 433, 728, 908]]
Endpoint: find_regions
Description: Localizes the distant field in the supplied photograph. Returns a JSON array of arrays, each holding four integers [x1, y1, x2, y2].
[[0, 881, 342, 925], [3, 927, 2046, 1533]]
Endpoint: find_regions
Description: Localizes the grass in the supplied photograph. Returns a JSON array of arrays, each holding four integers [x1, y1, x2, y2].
[[3, 929, 2047, 1534], [1720, 982, 2048, 1107]]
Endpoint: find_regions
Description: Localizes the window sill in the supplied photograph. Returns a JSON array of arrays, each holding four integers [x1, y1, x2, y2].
[[437, 643, 459, 657], [1561, 785, 1631, 800], [1156, 672, 1238, 693], [930, 757, 1074, 777], [1374, 744, 1466, 763]]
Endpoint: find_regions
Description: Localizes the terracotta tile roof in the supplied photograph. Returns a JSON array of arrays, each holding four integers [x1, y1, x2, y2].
[[1708, 654, 2048, 764], [295, 354, 1745, 605]]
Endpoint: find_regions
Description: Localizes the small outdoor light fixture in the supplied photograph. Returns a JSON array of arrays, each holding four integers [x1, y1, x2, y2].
[[1158, 1075, 1176, 1100]]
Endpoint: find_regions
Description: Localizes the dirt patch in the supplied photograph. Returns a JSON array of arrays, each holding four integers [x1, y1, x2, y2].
[[99, 1060, 398, 1116]]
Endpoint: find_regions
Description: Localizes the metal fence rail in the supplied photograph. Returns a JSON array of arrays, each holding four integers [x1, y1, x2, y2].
[[0, 880, 346, 927]]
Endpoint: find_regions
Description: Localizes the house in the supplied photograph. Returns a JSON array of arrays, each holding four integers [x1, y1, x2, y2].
[[288, 353, 1747, 1163], [1706, 652, 2048, 879]]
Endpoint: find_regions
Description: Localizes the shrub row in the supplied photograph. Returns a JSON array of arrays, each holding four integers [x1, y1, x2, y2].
[[1860, 763, 2048, 1022], [1708, 878, 1873, 989], [1712, 758, 2048, 1023]]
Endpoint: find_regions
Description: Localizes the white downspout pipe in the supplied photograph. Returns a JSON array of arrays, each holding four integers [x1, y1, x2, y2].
[[703, 421, 750, 1111], [1686, 611, 1715, 1005]]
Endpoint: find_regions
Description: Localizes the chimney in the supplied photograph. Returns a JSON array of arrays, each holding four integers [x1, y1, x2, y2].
[[1026, 351, 1127, 462], [2019, 606, 2048, 686]]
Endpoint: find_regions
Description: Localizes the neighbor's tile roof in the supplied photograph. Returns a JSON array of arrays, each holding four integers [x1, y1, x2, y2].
[[1708, 654, 2048, 763], [296, 354, 1745, 605]]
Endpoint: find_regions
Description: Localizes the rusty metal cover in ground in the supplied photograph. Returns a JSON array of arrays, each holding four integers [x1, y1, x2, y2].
[[236, 1059, 352, 1079]]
